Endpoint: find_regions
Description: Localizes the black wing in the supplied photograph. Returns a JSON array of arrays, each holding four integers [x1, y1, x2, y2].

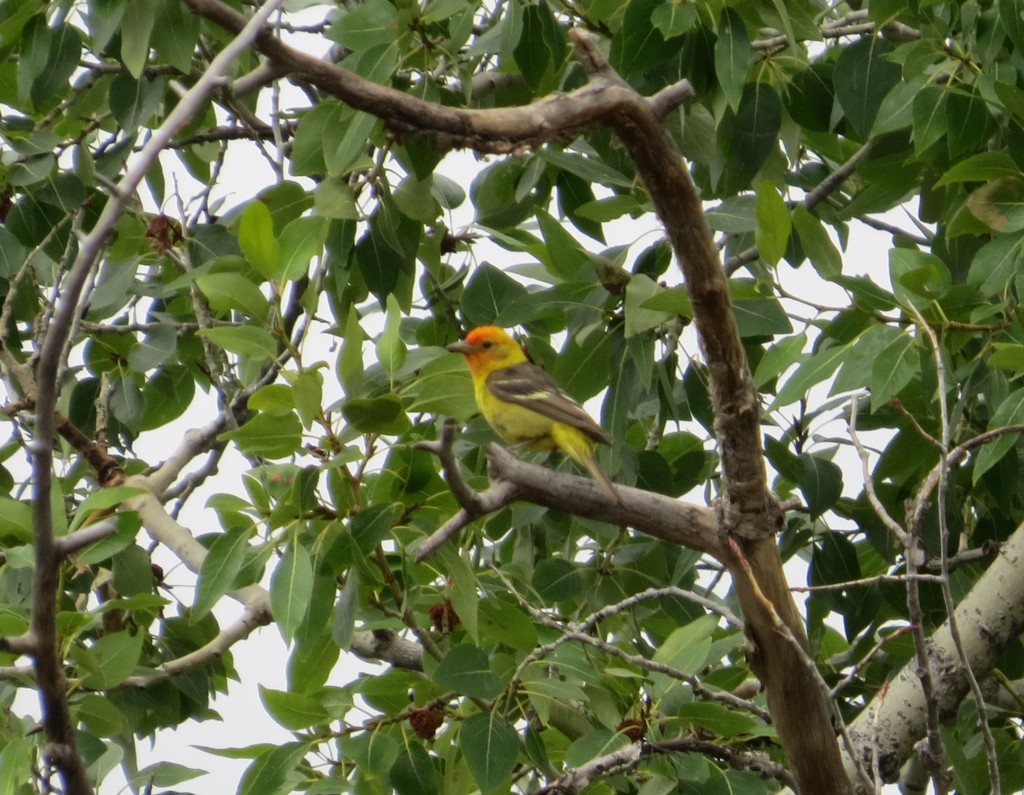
[[485, 362, 611, 445]]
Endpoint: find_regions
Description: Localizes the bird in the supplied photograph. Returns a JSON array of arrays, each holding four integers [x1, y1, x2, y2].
[[446, 325, 620, 502]]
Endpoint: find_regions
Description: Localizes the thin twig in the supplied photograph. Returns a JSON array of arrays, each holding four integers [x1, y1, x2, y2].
[[848, 394, 910, 548], [910, 304, 999, 794]]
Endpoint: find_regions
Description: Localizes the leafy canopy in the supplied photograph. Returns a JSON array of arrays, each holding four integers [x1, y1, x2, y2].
[[2, 0, 1024, 793]]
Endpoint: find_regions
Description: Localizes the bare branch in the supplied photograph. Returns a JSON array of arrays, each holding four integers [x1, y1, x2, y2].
[[54, 520, 119, 558], [848, 393, 911, 549]]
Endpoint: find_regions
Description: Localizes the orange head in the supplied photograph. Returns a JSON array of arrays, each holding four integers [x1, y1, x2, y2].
[[446, 326, 527, 378]]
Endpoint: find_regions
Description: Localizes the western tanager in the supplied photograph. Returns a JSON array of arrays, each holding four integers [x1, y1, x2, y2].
[[446, 326, 620, 501]]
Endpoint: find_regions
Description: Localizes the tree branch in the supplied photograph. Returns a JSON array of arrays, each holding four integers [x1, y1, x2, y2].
[[184, 0, 693, 154], [20, 9, 285, 785], [844, 517, 1024, 788]]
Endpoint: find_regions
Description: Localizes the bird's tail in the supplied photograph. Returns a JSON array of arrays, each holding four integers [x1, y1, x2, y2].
[[552, 424, 622, 504], [581, 451, 622, 505]]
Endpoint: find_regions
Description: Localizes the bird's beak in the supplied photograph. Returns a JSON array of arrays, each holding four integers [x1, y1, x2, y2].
[[445, 340, 473, 355]]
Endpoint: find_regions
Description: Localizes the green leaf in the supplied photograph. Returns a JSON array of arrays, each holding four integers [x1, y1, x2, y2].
[[640, 286, 693, 316], [787, 63, 836, 133], [834, 36, 901, 138], [28, 23, 81, 107], [714, 8, 750, 112], [127, 324, 178, 372], [462, 263, 530, 326], [393, 174, 439, 222], [532, 557, 585, 602], [193, 529, 253, 621], [130, 762, 208, 788], [946, 86, 995, 159], [625, 274, 673, 338], [338, 312, 365, 398], [869, 80, 916, 137], [706, 195, 757, 233], [221, 412, 303, 459], [755, 180, 791, 265], [87, 0, 127, 53], [730, 280, 792, 337], [68, 486, 146, 532], [889, 248, 951, 306], [119, 0, 155, 78], [566, 729, 629, 767], [407, 355, 476, 420], [239, 201, 280, 279], [967, 235, 1024, 297], [314, 176, 360, 220], [0, 497, 32, 543], [341, 394, 411, 434], [333, 570, 360, 650], [277, 216, 327, 282], [478, 596, 538, 652], [652, 614, 717, 674], [259, 685, 331, 730], [328, 110, 380, 176], [912, 85, 948, 155], [966, 178, 1024, 233], [810, 531, 861, 586], [540, 149, 633, 189], [390, 742, 437, 795], [74, 630, 145, 689], [112, 545, 155, 596], [989, 343, 1024, 371], [152, 0, 200, 73], [354, 203, 419, 304], [350, 41, 400, 82], [869, 330, 919, 411], [460, 712, 519, 793], [197, 326, 278, 359], [271, 539, 314, 642], [719, 82, 782, 191], [675, 702, 758, 738], [377, 293, 406, 384], [437, 546, 479, 641], [287, 369, 323, 430], [935, 151, 1023, 186], [610, 0, 676, 75], [434, 644, 504, 699], [974, 388, 1024, 483], [797, 455, 843, 518], [772, 343, 848, 408], [330, 0, 400, 51], [74, 514, 139, 566], [238, 742, 308, 795], [109, 74, 165, 132], [195, 273, 270, 322], [755, 332, 808, 389], [834, 275, 897, 311], [1001, 0, 1024, 52], [652, 1, 697, 38], [350, 503, 401, 553], [0, 738, 32, 791], [551, 329, 615, 402], [514, 0, 566, 93], [792, 207, 841, 278], [536, 207, 591, 280], [249, 384, 294, 416]]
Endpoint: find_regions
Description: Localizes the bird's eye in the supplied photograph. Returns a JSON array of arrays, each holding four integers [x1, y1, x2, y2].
[[481, 340, 493, 349]]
